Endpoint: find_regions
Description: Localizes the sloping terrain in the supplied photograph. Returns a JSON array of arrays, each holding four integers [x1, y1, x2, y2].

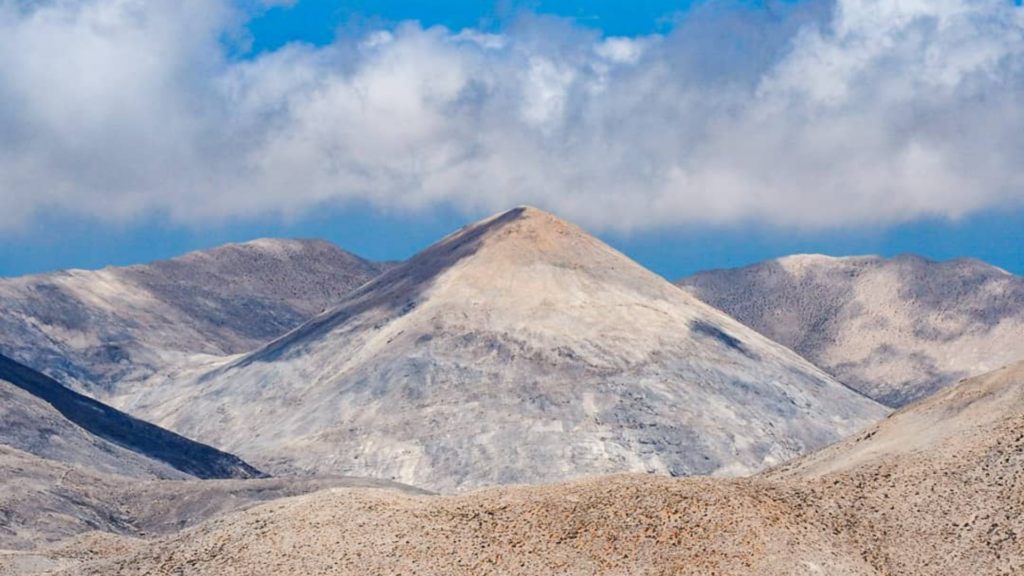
[[126, 207, 886, 492], [771, 359, 1024, 480], [54, 362, 1022, 576], [678, 254, 1024, 406], [54, 475, 867, 576], [0, 239, 392, 395], [766, 360, 1024, 574], [0, 356, 424, 560], [0, 445, 427, 555], [0, 353, 261, 480]]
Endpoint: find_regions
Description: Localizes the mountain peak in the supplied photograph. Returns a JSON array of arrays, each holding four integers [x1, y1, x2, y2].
[[274, 206, 680, 346], [433, 206, 591, 259], [501, 204, 578, 229], [229, 206, 668, 368], [679, 251, 1024, 407], [0, 237, 393, 394], [135, 208, 887, 492], [507, 204, 559, 218], [141, 238, 350, 268]]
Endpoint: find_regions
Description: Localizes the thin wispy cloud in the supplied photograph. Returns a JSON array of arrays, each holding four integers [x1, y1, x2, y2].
[[1, 0, 1022, 232]]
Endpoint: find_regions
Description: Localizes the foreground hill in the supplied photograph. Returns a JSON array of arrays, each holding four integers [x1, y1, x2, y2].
[[0, 239, 391, 395], [678, 254, 1024, 406], [126, 207, 886, 492], [58, 362, 1022, 576], [0, 353, 261, 480], [766, 361, 1023, 574], [0, 445, 426, 554]]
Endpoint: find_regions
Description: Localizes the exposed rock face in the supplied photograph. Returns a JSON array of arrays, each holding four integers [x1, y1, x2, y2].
[[0, 239, 392, 395], [678, 254, 1024, 406], [0, 353, 262, 480], [54, 362, 1023, 576], [126, 207, 886, 492]]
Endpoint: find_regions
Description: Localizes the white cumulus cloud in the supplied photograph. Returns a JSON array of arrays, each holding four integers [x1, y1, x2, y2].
[[0, 0, 1022, 232]]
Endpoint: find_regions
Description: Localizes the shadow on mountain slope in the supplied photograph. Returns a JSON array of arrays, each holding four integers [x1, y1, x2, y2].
[[0, 354, 263, 480]]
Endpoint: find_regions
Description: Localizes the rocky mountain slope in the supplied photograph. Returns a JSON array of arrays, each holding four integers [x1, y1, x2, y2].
[[678, 254, 1024, 406], [0, 239, 391, 395], [0, 355, 425, 560], [0, 353, 261, 480], [54, 361, 1022, 576], [125, 207, 886, 492]]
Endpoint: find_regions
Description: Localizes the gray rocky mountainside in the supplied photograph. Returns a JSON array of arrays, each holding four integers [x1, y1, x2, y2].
[[0, 352, 425, 556], [124, 207, 887, 493], [0, 353, 262, 480], [678, 254, 1024, 407], [0, 239, 392, 396], [57, 361, 1023, 576]]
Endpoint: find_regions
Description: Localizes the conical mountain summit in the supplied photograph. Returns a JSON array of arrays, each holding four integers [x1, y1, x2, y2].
[[127, 207, 887, 492]]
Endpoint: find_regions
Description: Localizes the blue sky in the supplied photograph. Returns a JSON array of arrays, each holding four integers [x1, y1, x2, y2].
[[1, 0, 1022, 278], [3, 202, 1022, 280], [245, 0, 701, 53]]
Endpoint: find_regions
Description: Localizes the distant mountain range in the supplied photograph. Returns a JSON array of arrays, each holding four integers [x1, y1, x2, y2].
[[119, 207, 886, 492], [0, 239, 392, 395], [5, 221, 1019, 414], [679, 254, 1024, 406], [0, 207, 1020, 575]]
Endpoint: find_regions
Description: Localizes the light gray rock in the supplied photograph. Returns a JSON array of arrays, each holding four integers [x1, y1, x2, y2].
[[678, 254, 1024, 406], [0, 239, 392, 396], [126, 207, 888, 493]]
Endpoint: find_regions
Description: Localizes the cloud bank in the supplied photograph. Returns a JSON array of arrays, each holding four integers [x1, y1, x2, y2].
[[1, 0, 1022, 232]]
